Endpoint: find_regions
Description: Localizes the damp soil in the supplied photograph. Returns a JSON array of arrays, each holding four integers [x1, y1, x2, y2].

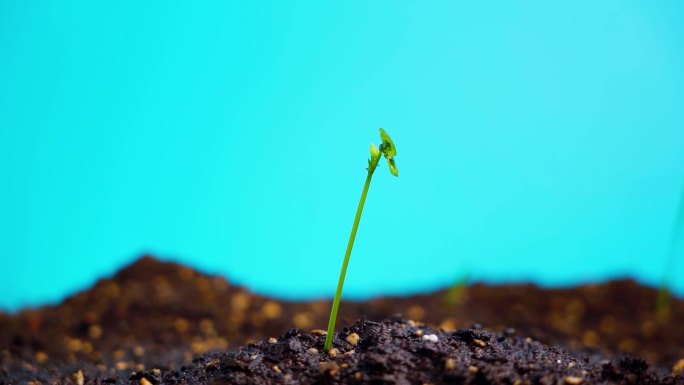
[[5, 318, 684, 385], [1, 256, 683, 384]]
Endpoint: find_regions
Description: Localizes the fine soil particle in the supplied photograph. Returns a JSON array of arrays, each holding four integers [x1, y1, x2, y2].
[[1, 256, 683, 382]]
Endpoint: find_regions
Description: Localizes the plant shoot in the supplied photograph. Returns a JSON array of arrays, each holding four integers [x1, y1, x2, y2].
[[323, 128, 399, 352], [656, 183, 684, 322]]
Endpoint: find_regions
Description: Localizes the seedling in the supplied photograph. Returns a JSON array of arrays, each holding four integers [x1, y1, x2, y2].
[[656, 183, 684, 322], [323, 128, 399, 352], [443, 271, 471, 310]]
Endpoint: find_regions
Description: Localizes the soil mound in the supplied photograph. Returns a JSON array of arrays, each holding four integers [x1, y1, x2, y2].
[[1, 256, 683, 383]]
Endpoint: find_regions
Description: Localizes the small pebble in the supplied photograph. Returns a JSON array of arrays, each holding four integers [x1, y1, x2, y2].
[[268, 337, 277, 344], [468, 365, 479, 373], [440, 318, 457, 331], [473, 338, 486, 348], [307, 348, 319, 354], [133, 346, 145, 357], [422, 334, 439, 343], [319, 362, 340, 376], [88, 325, 102, 339], [139, 378, 153, 385], [113, 350, 125, 360], [292, 313, 313, 329], [261, 301, 282, 319], [310, 329, 327, 335], [65, 337, 82, 352], [34, 351, 48, 363], [73, 370, 84, 385], [327, 348, 339, 357], [406, 319, 423, 327], [345, 332, 360, 346], [407, 305, 425, 320], [564, 376, 584, 385], [81, 342, 93, 354], [174, 318, 189, 333], [444, 358, 456, 370], [673, 358, 684, 375], [582, 330, 600, 347]]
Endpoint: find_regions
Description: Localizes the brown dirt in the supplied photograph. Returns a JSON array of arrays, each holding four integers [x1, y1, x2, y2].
[[6, 319, 684, 385], [1, 256, 683, 384]]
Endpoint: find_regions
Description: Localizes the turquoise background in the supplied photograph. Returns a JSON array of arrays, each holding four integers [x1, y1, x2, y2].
[[1, 1, 683, 312]]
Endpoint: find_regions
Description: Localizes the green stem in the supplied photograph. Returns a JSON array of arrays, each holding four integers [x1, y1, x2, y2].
[[324, 157, 379, 351]]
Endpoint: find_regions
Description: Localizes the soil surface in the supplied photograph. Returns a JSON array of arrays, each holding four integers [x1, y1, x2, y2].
[[5, 318, 684, 385], [1, 256, 683, 384]]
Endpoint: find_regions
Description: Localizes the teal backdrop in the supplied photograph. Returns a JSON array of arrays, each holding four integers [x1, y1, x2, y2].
[[1, 1, 684, 311]]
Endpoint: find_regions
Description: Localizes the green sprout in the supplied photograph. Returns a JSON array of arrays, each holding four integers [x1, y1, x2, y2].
[[656, 182, 684, 322], [323, 128, 399, 352], [443, 271, 471, 310]]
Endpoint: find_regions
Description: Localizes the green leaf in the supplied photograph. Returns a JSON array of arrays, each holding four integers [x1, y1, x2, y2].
[[370, 143, 380, 160], [379, 128, 397, 157], [387, 156, 399, 176]]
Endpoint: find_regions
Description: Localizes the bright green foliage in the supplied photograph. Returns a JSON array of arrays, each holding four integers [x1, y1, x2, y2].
[[379, 128, 397, 156], [387, 157, 399, 177], [379, 128, 399, 176], [443, 271, 470, 309], [323, 128, 399, 352]]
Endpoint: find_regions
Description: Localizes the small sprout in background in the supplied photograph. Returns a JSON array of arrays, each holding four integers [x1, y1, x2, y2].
[[443, 271, 471, 310], [655, 286, 671, 322], [656, 182, 684, 323], [323, 128, 399, 352]]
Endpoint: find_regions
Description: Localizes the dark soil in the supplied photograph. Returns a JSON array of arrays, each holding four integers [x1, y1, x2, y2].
[[147, 318, 684, 385], [6, 318, 684, 385], [1, 256, 683, 384]]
